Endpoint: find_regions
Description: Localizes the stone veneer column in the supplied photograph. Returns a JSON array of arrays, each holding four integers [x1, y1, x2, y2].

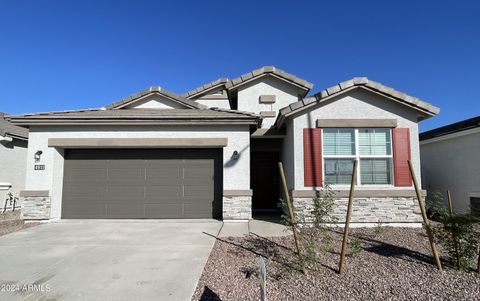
[[20, 190, 51, 220], [222, 190, 253, 220]]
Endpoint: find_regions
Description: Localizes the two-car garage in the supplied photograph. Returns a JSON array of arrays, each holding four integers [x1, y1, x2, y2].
[[62, 149, 223, 219]]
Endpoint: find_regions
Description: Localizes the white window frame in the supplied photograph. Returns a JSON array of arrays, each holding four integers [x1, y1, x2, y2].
[[322, 128, 395, 187]]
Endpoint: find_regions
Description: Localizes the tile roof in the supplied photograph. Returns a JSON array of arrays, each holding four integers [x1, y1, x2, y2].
[[276, 77, 440, 127], [182, 78, 229, 98], [105, 86, 206, 110], [225, 66, 313, 95], [6, 108, 261, 126], [420, 116, 480, 141], [0, 112, 28, 140]]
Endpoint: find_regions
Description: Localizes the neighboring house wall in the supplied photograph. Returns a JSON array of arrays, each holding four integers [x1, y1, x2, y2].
[[237, 77, 299, 128], [286, 88, 423, 225], [0, 138, 27, 209], [420, 129, 480, 213], [24, 125, 251, 220]]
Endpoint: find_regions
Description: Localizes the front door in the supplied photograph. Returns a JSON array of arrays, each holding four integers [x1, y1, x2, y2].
[[251, 152, 280, 211]]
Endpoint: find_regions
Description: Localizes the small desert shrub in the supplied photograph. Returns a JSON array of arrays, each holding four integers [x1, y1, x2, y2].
[[428, 199, 480, 271], [374, 221, 384, 237], [349, 238, 363, 257], [280, 185, 338, 272]]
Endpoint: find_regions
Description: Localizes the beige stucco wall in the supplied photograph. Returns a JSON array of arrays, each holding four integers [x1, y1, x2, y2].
[[420, 129, 480, 213], [237, 77, 300, 128], [288, 88, 422, 191], [25, 125, 251, 220], [0, 138, 28, 208]]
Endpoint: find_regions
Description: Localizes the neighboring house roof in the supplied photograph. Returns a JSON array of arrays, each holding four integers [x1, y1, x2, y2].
[[224, 66, 313, 96], [0, 112, 28, 140], [276, 77, 440, 127], [6, 108, 261, 126], [420, 116, 480, 141], [182, 78, 229, 99], [105, 86, 206, 110]]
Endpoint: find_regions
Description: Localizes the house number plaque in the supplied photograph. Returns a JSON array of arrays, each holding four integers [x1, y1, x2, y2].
[[34, 165, 45, 171]]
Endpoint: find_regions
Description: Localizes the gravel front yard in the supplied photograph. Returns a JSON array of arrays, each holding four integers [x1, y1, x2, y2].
[[192, 227, 480, 301]]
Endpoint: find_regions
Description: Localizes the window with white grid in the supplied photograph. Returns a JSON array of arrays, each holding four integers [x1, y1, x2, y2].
[[323, 128, 393, 186]]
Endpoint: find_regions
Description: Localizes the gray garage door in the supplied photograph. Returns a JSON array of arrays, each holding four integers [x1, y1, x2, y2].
[[62, 149, 222, 219]]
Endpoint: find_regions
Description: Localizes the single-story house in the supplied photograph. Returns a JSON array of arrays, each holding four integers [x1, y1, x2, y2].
[[0, 112, 28, 210], [7, 66, 439, 225], [420, 116, 480, 217]]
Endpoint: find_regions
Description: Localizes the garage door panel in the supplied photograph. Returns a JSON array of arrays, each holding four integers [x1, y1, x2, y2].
[[63, 185, 106, 199], [63, 204, 107, 218], [183, 204, 212, 218], [67, 168, 107, 181], [107, 185, 145, 200], [108, 168, 145, 180], [145, 186, 180, 199], [184, 185, 213, 197], [147, 159, 184, 166], [146, 168, 180, 182], [106, 204, 143, 217], [63, 149, 221, 219], [183, 166, 214, 179], [144, 204, 181, 218]]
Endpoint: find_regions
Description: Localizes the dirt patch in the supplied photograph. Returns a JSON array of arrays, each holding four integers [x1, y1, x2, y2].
[[0, 211, 40, 237], [192, 228, 480, 301]]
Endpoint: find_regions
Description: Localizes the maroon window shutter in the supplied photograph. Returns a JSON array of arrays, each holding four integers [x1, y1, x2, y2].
[[392, 128, 412, 186], [304, 128, 322, 187]]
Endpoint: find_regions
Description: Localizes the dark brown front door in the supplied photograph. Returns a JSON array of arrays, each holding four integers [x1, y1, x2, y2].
[[251, 152, 279, 211]]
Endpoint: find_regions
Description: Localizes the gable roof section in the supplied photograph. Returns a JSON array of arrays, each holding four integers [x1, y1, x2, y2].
[[276, 77, 440, 127], [420, 115, 480, 141], [6, 108, 261, 126], [105, 86, 206, 110], [0, 112, 28, 140], [225, 66, 313, 96], [182, 78, 229, 99]]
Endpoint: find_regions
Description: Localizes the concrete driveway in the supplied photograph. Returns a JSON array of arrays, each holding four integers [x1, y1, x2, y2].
[[0, 220, 222, 301]]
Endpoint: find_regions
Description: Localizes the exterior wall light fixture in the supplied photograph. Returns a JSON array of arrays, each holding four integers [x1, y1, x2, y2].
[[232, 150, 240, 160], [34, 150, 43, 163]]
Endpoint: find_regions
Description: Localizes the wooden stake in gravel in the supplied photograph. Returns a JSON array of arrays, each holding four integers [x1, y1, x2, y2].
[[408, 160, 442, 271], [338, 159, 358, 275], [278, 162, 306, 275], [447, 190, 454, 216], [477, 248, 480, 273]]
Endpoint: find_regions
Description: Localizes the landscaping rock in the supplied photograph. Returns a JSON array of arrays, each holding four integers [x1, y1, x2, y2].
[[192, 228, 480, 301]]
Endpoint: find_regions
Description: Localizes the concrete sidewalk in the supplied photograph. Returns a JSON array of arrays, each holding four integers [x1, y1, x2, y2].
[[218, 219, 291, 237], [0, 220, 221, 301]]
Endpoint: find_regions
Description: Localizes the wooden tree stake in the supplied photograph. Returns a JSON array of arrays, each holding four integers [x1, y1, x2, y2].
[[278, 162, 306, 275], [447, 190, 454, 216], [477, 248, 480, 273], [338, 159, 358, 274], [408, 160, 442, 271]]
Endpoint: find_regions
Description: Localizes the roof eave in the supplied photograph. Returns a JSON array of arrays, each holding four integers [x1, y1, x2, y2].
[[183, 78, 229, 99], [275, 83, 440, 128], [8, 119, 259, 126]]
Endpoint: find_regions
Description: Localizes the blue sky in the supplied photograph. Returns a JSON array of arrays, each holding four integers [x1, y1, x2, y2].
[[0, 0, 479, 131]]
